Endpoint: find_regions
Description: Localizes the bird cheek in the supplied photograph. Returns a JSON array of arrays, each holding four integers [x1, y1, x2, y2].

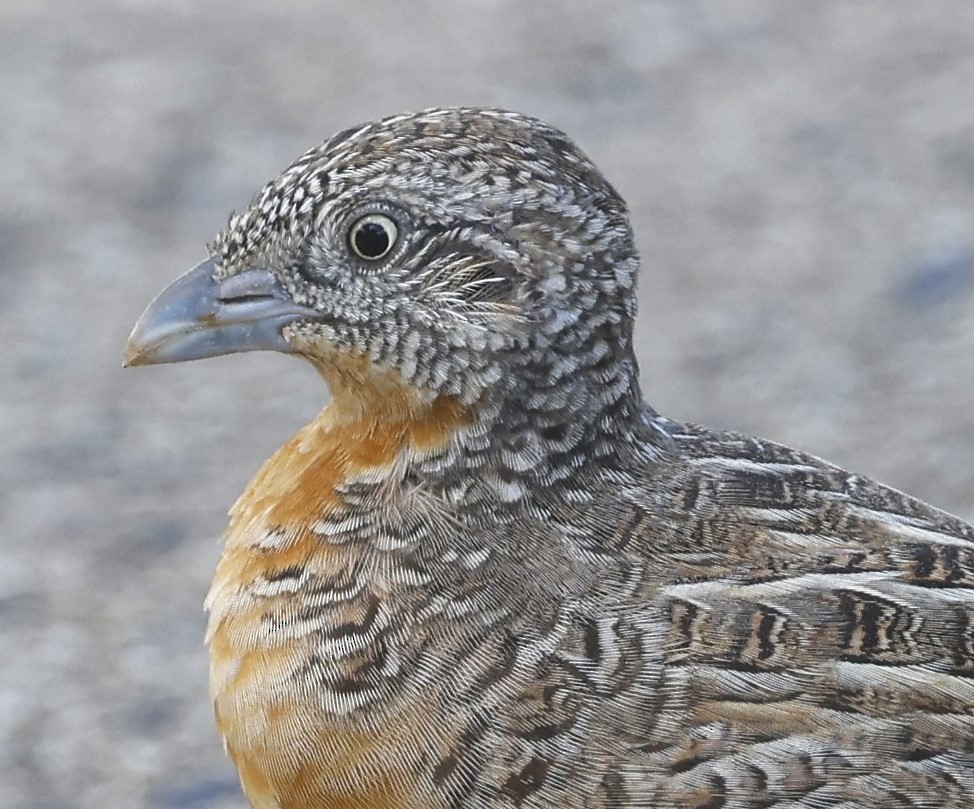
[[282, 322, 344, 364]]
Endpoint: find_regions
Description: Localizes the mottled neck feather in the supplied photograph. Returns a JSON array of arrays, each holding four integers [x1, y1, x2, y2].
[[226, 389, 471, 549], [227, 357, 472, 547], [224, 341, 659, 559]]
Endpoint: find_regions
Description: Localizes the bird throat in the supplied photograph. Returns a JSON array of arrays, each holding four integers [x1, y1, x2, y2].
[[221, 348, 472, 554]]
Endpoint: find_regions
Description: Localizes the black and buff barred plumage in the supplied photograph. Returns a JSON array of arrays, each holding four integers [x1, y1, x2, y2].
[[125, 108, 974, 809]]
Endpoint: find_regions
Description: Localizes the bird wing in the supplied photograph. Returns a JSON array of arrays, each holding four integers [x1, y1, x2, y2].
[[628, 422, 974, 807]]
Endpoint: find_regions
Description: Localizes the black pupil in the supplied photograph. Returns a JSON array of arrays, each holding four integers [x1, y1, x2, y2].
[[353, 220, 390, 258]]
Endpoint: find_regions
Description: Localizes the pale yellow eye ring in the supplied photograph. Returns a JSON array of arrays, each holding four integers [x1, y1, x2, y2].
[[348, 214, 399, 261]]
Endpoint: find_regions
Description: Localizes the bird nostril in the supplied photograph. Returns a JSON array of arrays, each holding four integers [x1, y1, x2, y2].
[[217, 294, 278, 305], [214, 268, 292, 303]]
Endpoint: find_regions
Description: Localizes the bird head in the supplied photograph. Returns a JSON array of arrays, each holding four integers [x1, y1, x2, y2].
[[125, 108, 641, 422]]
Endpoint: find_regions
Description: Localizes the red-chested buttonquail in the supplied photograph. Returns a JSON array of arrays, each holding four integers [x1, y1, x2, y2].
[[125, 108, 974, 809]]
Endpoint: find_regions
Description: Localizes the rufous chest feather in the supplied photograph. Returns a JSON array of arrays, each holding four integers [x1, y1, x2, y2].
[[204, 393, 469, 809]]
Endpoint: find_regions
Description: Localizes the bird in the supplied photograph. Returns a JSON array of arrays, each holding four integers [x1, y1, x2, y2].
[[124, 107, 974, 809]]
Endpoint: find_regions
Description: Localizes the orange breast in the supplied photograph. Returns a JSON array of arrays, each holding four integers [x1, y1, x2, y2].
[[225, 711, 439, 809], [206, 372, 470, 809]]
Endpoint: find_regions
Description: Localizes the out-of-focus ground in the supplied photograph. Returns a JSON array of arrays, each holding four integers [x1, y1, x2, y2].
[[3, 2, 974, 807]]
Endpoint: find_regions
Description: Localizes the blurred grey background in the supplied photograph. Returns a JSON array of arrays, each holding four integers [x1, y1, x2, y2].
[[3, 1, 974, 807]]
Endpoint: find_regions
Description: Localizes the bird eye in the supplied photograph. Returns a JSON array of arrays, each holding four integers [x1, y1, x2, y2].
[[348, 213, 398, 261]]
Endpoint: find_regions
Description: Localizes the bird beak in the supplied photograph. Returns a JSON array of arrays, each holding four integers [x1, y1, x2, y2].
[[123, 257, 320, 367]]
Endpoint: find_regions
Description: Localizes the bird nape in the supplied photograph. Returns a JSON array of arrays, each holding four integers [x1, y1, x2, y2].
[[125, 107, 974, 809]]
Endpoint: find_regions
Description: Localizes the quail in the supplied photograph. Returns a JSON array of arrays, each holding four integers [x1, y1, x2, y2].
[[125, 108, 974, 809]]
